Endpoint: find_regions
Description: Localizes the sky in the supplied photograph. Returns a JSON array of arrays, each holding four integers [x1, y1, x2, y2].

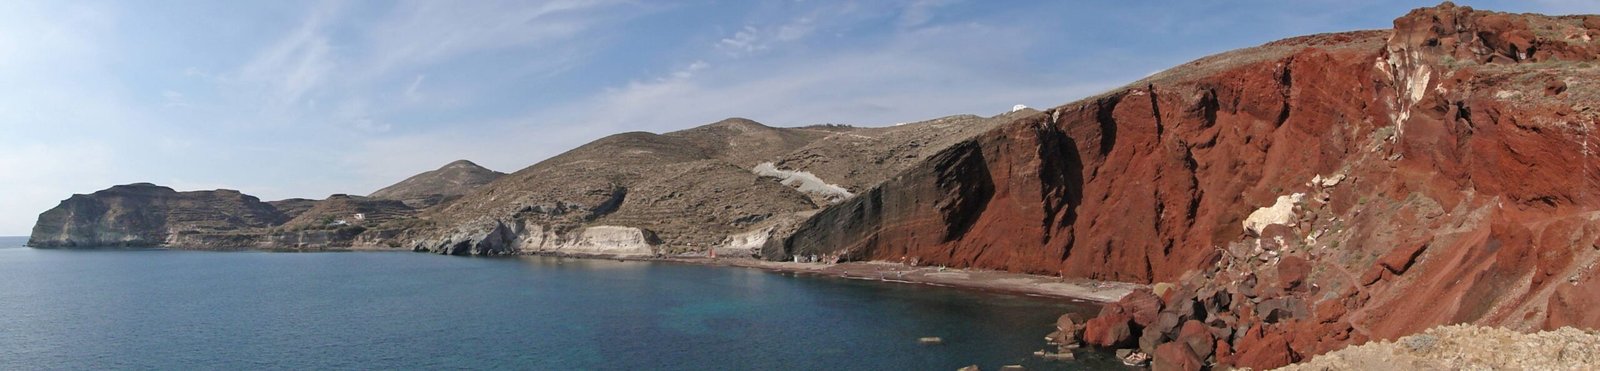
[[2, 0, 1596, 235]]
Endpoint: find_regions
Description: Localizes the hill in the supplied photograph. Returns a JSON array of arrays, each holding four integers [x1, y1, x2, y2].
[[407, 115, 1016, 255], [369, 160, 505, 208]]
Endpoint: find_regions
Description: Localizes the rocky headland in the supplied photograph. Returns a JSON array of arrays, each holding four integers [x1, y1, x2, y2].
[[27, 2, 1600, 370], [29, 183, 286, 248]]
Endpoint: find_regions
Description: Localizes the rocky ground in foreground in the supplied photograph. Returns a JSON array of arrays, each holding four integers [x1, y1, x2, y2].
[[1277, 325, 1600, 370]]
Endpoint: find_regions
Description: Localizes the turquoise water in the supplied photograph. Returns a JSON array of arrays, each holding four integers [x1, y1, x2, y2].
[[0, 237, 1125, 370]]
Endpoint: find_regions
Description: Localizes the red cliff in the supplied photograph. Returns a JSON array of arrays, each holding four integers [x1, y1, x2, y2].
[[766, 2, 1600, 368]]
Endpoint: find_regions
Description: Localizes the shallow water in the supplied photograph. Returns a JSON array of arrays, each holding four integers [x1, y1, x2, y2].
[[0, 237, 1127, 370]]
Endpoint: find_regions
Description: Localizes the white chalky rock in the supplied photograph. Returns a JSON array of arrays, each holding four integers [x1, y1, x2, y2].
[[1243, 193, 1305, 236]]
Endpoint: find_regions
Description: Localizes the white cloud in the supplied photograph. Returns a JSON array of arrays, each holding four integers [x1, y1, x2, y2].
[[552, 21, 1111, 130], [776, 17, 816, 41], [360, 0, 631, 77], [234, 3, 338, 112], [403, 74, 427, 102], [718, 26, 766, 54], [669, 60, 710, 80], [898, 0, 959, 28], [715, 15, 823, 57]]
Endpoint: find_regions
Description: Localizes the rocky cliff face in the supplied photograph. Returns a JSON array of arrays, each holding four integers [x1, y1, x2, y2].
[[406, 115, 1014, 256], [28, 183, 286, 247], [766, 3, 1600, 369], [369, 160, 505, 208]]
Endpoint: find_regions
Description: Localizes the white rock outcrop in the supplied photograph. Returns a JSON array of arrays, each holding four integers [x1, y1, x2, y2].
[[752, 162, 854, 203], [718, 226, 773, 258], [1243, 193, 1305, 236], [515, 224, 657, 256], [560, 226, 657, 256]]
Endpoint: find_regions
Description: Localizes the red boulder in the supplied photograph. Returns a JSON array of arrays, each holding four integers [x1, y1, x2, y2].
[[1082, 312, 1134, 348], [1152, 342, 1204, 371]]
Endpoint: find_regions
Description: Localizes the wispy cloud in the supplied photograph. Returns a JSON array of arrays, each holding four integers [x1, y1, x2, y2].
[[403, 74, 426, 102], [717, 26, 766, 54], [359, 0, 634, 77], [234, 2, 339, 114], [898, 0, 959, 28]]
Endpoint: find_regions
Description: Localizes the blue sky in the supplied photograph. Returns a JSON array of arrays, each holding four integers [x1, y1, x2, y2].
[[1, 0, 1595, 235]]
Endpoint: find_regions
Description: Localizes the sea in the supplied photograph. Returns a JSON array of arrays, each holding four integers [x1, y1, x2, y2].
[[0, 236, 1127, 370]]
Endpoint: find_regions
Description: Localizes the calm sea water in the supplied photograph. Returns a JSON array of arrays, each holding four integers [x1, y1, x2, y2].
[[0, 236, 1125, 370]]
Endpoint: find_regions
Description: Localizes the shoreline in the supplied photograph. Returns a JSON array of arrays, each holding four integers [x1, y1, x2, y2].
[[19, 244, 1139, 303], [705, 258, 1138, 303], [524, 251, 1139, 303]]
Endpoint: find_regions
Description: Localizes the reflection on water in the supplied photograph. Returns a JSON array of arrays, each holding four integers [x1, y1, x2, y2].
[[0, 248, 1130, 370]]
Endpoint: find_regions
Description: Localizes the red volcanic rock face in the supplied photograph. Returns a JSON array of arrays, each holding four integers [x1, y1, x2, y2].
[[769, 2, 1600, 369], [1390, 1, 1600, 64]]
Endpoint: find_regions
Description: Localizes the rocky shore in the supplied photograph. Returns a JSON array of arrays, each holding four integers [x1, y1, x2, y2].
[[712, 259, 1139, 302]]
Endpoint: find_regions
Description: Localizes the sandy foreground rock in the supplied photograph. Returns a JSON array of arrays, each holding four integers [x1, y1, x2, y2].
[[1278, 325, 1600, 370]]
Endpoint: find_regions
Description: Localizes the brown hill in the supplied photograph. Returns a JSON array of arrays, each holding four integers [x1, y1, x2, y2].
[[267, 198, 318, 220], [369, 160, 504, 208], [764, 2, 1600, 369], [408, 115, 1012, 255], [279, 194, 415, 230]]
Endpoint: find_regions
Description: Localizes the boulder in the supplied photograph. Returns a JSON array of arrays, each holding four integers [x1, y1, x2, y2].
[[1378, 241, 1429, 275], [1153, 282, 1178, 299], [1141, 311, 1184, 354], [1275, 255, 1311, 292], [1215, 340, 1235, 365], [1139, 324, 1169, 355], [1083, 312, 1135, 348], [1152, 342, 1204, 371], [1121, 288, 1164, 327], [1177, 320, 1216, 360], [1056, 312, 1085, 331], [1231, 325, 1296, 369]]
